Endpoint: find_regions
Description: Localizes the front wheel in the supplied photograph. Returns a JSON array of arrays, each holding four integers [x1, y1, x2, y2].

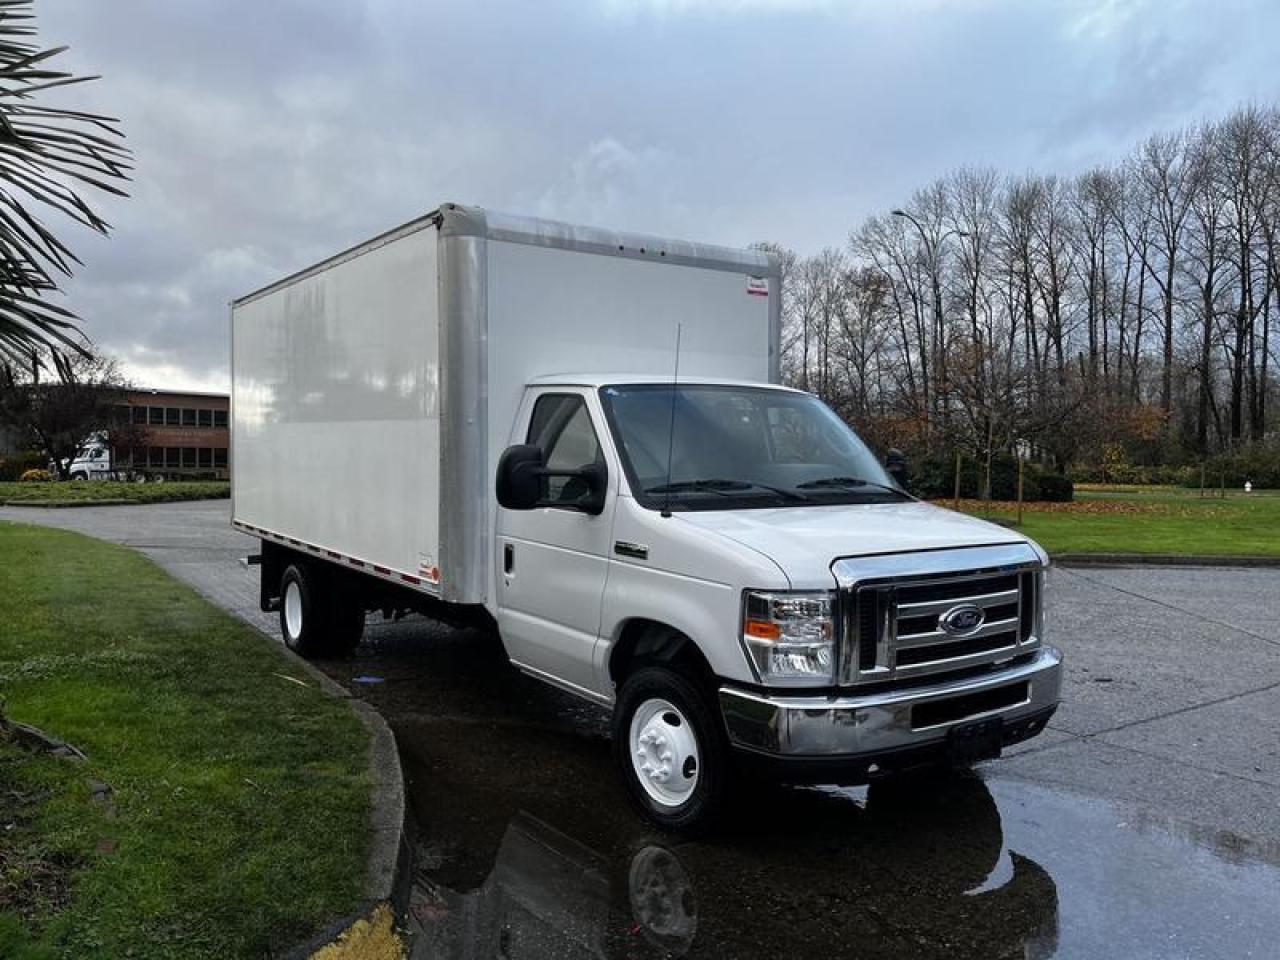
[[613, 666, 730, 833]]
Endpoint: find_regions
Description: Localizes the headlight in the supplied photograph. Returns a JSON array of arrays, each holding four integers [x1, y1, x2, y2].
[[741, 590, 835, 685]]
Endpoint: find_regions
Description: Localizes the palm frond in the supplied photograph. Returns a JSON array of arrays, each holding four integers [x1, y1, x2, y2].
[[0, 0, 130, 364]]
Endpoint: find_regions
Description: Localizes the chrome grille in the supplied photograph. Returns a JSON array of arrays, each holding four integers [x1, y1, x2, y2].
[[834, 546, 1044, 685]]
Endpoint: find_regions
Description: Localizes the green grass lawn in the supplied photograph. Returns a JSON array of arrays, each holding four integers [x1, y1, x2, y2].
[[0, 481, 229, 505], [950, 488, 1280, 557], [0, 522, 369, 959]]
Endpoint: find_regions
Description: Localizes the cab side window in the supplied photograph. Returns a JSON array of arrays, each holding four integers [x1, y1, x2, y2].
[[526, 394, 603, 506]]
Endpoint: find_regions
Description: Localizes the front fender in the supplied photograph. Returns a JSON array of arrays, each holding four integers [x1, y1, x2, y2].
[[595, 563, 757, 696]]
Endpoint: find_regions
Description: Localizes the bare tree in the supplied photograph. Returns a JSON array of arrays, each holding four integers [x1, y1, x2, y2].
[[764, 101, 1280, 478], [0, 347, 129, 478], [1135, 132, 1200, 418]]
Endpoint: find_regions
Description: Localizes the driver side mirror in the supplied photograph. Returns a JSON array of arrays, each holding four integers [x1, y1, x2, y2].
[[495, 444, 607, 516]]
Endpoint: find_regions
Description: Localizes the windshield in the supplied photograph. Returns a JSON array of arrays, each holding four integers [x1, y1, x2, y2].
[[599, 384, 907, 511]]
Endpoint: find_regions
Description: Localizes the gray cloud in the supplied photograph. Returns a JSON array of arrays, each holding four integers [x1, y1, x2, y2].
[[32, 0, 1280, 389]]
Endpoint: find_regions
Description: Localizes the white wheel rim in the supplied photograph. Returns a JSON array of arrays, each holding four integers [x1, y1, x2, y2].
[[284, 581, 303, 640], [629, 698, 700, 808]]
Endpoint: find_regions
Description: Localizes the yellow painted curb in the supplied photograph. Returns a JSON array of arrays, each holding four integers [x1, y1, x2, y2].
[[309, 903, 404, 960]]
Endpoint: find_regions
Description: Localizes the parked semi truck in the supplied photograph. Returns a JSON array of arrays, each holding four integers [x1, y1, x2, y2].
[[230, 204, 1061, 830]]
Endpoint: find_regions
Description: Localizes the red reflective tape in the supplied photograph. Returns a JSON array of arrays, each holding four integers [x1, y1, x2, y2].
[[347, 558, 364, 567], [307, 544, 320, 553], [288, 538, 301, 546], [400, 574, 420, 585], [327, 550, 341, 559], [373, 565, 391, 575]]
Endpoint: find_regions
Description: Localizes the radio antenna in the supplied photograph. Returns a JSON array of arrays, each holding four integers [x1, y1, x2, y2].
[[661, 323, 683, 519]]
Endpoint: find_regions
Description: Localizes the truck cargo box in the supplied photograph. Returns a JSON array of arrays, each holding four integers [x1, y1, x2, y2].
[[231, 204, 780, 604]]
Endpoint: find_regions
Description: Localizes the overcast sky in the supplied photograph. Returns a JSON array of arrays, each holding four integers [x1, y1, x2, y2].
[[37, 0, 1280, 392]]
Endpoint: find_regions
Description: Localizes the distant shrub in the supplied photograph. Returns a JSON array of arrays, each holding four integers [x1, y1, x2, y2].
[[1036, 472, 1074, 502], [0, 451, 47, 481], [19, 468, 52, 483], [1072, 462, 1197, 486], [1073, 444, 1280, 490], [912, 452, 1072, 502], [1193, 445, 1280, 490]]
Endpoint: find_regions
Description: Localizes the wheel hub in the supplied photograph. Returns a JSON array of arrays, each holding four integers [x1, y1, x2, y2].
[[630, 699, 699, 807], [284, 581, 303, 639]]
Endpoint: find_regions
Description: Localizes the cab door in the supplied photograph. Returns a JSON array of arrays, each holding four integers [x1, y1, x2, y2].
[[495, 389, 615, 697]]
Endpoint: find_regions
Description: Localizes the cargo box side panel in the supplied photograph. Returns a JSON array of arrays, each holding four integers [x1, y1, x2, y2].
[[232, 227, 441, 588]]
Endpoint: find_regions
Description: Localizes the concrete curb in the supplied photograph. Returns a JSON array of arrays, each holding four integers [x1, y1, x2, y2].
[[1, 497, 230, 508], [1054, 552, 1280, 568], [350, 700, 408, 904], [3, 499, 139, 508]]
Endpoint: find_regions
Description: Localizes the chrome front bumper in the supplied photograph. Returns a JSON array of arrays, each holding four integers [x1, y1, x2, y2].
[[719, 646, 1061, 758]]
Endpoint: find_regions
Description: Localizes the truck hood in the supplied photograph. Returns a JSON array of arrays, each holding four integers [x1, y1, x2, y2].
[[674, 501, 1031, 589]]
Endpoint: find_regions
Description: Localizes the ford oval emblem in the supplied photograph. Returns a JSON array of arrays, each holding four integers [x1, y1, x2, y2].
[[939, 603, 985, 637]]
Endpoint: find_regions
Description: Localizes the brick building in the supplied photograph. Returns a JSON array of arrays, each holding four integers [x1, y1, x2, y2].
[[112, 389, 230, 479]]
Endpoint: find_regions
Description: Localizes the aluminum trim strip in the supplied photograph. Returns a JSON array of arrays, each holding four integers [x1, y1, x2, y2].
[[896, 616, 1022, 648], [440, 203, 780, 278], [896, 588, 1021, 619], [510, 658, 614, 707], [893, 644, 1022, 678], [232, 213, 441, 307], [437, 232, 489, 604], [234, 520, 441, 597]]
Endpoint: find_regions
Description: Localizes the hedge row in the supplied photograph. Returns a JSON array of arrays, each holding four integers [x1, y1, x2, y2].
[[1069, 445, 1280, 490], [910, 453, 1073, 502]]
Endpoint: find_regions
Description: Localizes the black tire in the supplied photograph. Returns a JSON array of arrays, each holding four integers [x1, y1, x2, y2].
[[70, 471, 87, 481], [279, 563, 365, 658], [280, 563, 326, 657], [613, 666, 730, 833]]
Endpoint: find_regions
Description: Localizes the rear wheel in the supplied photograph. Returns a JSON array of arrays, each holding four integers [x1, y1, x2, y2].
[[613, 666, 729, 833], [279, 563, 365, 658]]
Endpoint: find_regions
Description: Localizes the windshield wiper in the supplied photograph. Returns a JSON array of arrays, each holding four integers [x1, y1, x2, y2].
[[795, 476, 911, 498], [645, 478, 810, 502]]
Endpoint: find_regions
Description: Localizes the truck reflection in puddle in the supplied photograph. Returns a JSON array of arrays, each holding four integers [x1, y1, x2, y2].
[[403, 762, 1058, 959]]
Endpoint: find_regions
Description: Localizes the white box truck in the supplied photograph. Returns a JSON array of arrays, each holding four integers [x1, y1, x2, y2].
[[231, 204, 1061, 830]]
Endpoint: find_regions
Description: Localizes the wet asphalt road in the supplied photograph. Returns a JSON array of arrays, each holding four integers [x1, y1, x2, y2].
[[4, 500, 1280, 958]]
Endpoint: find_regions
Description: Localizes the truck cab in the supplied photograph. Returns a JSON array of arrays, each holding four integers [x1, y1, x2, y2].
[[492, 374, 1060, 829], [60, 433, 113, 480]]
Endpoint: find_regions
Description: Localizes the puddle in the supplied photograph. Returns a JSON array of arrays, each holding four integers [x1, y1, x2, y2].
[[395, 715, 1280, 960], [326, 626, 1280, 959]]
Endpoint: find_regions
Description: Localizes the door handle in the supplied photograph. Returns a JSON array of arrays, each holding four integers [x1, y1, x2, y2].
[[613, 541, 648, 560], [503, 542, 515, 574]]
